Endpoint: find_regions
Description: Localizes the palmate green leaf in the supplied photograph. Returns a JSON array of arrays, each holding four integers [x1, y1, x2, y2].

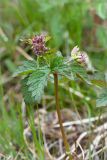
[[13, 60, 37, 77], [21, 76, 35, 104], [50, 55, 70, 76], [50, 55, 64, 71], [50, 56, 87, 81], [96, 89, 107, 107], [27, 68, 50, 103]]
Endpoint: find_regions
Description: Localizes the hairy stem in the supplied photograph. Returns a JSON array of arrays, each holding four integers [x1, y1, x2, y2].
[[53, 73, 73, 160]]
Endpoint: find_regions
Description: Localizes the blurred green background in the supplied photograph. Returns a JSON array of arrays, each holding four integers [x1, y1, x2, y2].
[[0, 0, 107, 159]]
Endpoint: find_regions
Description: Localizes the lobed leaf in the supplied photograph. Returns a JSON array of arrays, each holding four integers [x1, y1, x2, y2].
[[27, 68, 50, 102], [50, 56, 70, 76], [50, 56, 64, 71], [21, 76, 35, 104], [13, 60, 37, 77]]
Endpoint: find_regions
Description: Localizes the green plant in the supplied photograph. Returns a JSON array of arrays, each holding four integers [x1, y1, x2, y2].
[[14, 34, 88, 159]]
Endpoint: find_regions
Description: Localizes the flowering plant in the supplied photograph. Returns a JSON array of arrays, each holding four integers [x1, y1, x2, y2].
[[14, 34, 88, 159]]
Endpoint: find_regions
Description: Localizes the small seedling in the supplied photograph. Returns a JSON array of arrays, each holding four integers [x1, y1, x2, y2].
[[14, 34, 88, 159]]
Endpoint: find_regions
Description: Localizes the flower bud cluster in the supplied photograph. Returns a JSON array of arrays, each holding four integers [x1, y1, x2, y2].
[[71, 46, 87, 65], [32, 35, 48, 55]]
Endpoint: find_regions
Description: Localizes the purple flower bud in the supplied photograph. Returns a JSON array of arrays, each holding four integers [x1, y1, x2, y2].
[[77, 52, 87, 64], [71, 46, 87, 65], [32, 34, 49, 56]]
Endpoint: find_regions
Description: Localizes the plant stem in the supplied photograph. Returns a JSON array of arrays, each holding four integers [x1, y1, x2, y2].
[[53, 73, 73, 160]]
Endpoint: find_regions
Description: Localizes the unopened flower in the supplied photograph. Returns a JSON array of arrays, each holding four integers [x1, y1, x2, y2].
[[71, 46, 87, 65], [32, 34, 49, 56], [76, 52, 87, 64]]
